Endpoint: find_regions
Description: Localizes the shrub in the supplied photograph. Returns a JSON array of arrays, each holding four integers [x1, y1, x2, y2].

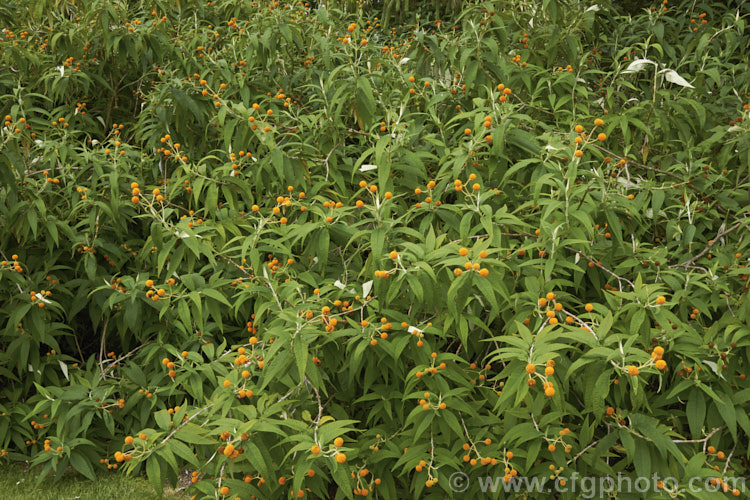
[[1, 0, 749, 498]]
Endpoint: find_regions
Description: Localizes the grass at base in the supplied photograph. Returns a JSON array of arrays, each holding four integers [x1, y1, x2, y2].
[[0, 463, 188, 500]]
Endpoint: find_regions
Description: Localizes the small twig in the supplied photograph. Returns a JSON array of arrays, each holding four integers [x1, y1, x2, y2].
[[669, 221, 745, 269], [576, 187, 591, 211], [278, 381, 305, 403], [723, 444, 736, 474], [102, 335, 154, 377], [326, 295, 375, 319], [346, 128, 370, 136], [592, 144, 681, 180], [567, 439, 600, 465], [564, 246, 635, 290], [322, 141, 342, 181], [73, 334, 85, 364], [561, 308, 599, 341], [530, 412, 540, 432], [98, 316, 110, 379], [429, 430, 435, 471], [216, 463, 226, 495], [673, 426, 725, 451], [725, 293, 735, 317], [459, 414, 473, 442], [308, 378, 325, 443], [160, 402, 216, 445], [215, 253, 294, 309], [535, 319, 549, 335]]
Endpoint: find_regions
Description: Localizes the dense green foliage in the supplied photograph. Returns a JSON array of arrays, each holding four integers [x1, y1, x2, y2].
[[1, 0, 749, 498]]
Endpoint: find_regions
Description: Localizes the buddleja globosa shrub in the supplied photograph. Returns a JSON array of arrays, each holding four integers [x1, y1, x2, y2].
[[1, 0, 749, 498]]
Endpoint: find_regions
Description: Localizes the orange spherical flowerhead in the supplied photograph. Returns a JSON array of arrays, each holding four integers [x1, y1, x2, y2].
[[627, 365, 639, 377], [335, 452, 347, 463], [655, 296, 666, 305]]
